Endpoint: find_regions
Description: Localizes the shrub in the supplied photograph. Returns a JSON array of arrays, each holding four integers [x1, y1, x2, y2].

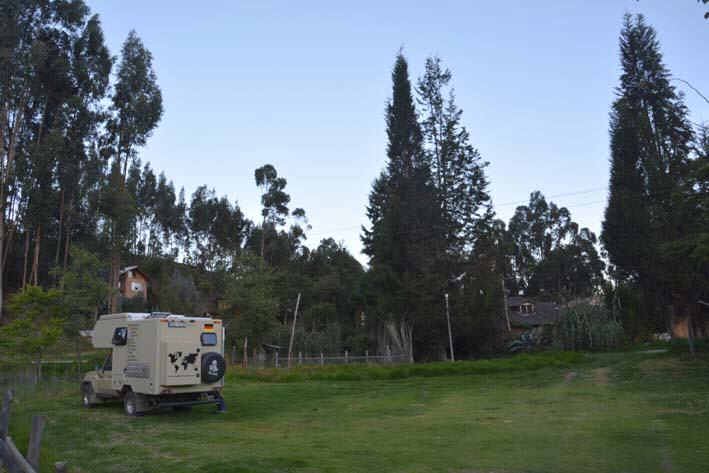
[[552, 303, 624, 351], [508, 328, 546, 353], [227, 351, 586, 383]]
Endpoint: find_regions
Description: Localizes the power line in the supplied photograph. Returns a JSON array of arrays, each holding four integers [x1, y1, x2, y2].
[[495, 186, 607, 207], [307, 199, 608, 239], [672, 77, 709, 107]]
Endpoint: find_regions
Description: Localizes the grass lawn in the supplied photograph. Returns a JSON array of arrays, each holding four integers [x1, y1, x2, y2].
[[4, 350, 709, 473]]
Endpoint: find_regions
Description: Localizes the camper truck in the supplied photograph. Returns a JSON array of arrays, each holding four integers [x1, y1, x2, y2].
[[81, 312, 227, 416]]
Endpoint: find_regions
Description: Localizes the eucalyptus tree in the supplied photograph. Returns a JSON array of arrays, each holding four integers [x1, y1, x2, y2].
[[54, 14, 112, 281], [187, 185, 249, 271], [105, 30, 162, 311], [254, 164, 290, 260], [0, 0, 95, 311], [507, 191, 604, 300]]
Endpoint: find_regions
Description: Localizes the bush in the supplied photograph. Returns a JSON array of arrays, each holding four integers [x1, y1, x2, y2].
[[552, 303, 624, 351]]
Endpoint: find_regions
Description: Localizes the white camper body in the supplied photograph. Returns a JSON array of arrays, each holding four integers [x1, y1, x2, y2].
[[82, 312, 227, 415]]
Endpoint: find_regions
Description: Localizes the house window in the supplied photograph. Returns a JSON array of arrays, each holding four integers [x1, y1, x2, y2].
[[131, 281, 143, 293], [520, 303, 534, 315]]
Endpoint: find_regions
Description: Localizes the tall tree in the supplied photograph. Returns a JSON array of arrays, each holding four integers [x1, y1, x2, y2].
[[254, 164, 290, 260], [362, 52, 443, 358], [601, 14, 694, 331], [0, 0, 94, 314], [417, 56, 493, 258], [506, 191, 604, 300], [106, 30, 162, 311]]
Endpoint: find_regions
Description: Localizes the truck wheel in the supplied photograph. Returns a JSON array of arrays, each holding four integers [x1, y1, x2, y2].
[[123, 391, 143, 417], [81, 383, 94, 408]]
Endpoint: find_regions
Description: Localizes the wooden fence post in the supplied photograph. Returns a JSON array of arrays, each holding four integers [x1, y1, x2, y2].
[[27, 415, 45, 470], [0, 390, 67, 473], [320, 352, 324, 367], [275, 350, 279, 368], [298, 352, 302, 365], [365, 350, 369, 364], [345, 350, 348, 364]]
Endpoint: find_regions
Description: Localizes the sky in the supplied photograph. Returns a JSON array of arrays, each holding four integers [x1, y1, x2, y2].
[[85, 1, 709, 264]]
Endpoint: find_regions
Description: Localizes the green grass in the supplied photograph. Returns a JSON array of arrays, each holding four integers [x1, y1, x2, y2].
[[4, 350, 709, 473]]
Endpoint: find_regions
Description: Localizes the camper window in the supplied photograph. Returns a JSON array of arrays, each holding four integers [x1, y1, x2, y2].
[[101, 352, 113, 372], [201, 332, 217, 346], [112, 327, 128, 346]]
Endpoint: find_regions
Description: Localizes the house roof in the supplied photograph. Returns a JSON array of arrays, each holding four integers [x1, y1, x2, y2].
[[505, 297, 559, 327], [119, 266, 149, 280]]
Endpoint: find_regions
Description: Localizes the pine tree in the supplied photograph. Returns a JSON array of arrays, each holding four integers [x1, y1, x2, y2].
[[361, 52, 442, 358], [601, 14, 694, 330], [416, 56, 493, 258]]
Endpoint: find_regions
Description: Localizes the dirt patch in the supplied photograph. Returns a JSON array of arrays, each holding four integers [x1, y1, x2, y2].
[[639, 358, 683, 379], [661, 448, 674, 473], [592, 368, 610, 386], [653, 419, 675, 473], [456, 469, 514, 473], [563, 371, 577, 383]]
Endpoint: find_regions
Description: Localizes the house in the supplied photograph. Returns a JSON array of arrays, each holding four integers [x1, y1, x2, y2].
[[671, 302, 709, 339], [119, 265, 149, 300], [505, 296, 559, 332]]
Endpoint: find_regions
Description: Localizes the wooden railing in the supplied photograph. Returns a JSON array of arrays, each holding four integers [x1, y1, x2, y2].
[[0, 390, 67, 473]]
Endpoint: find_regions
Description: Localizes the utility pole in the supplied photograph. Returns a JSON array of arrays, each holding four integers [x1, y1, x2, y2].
[[445, 293, 455, 362], [501, 275, 511, 332], [287, 292, 301, 368]]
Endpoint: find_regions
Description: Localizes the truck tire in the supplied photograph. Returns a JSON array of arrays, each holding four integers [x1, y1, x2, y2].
[[123, 391, 144, 417], [201, 352, 226, 383]]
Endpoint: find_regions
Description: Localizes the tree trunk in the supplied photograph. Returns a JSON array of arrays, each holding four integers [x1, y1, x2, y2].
[[687, 311, 696, 356], [60, 193, 74, 290], [22, 229, 29, 288], [110, 250, 120, 313], [35, 349, 42, 384], [55, 189, 65, 271], [75, 336, 83, 376], [259, 219, 266, 259], [0, 93, 29, 317], [30, 225, 41, 286]]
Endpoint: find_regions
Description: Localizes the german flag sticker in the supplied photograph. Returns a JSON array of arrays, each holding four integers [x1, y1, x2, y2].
[[204, 323, 214, 331]]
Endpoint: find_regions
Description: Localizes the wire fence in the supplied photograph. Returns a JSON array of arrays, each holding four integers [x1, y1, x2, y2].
[[0, 361, 91, 388], [0, 347, 414, 387], [236, 348, 412, 369]]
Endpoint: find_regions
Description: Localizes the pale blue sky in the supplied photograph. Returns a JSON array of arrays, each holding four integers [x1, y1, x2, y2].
[[86, 1, 708, 263]]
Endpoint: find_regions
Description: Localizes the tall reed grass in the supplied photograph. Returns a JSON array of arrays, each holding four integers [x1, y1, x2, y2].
[[552, 303, 624, 351]]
